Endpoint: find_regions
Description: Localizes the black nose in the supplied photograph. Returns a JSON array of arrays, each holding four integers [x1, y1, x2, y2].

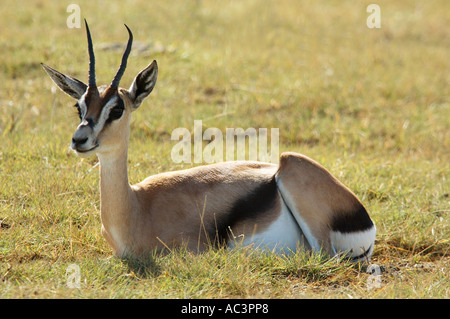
[[72, 137, 88, 146]]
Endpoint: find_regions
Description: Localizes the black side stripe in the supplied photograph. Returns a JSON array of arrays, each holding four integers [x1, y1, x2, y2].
[[213, 176, 279, 245]]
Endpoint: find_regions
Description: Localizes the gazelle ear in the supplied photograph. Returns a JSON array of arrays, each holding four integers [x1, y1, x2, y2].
[[41, 63, 87, 100], [127, 60, 158, 110]]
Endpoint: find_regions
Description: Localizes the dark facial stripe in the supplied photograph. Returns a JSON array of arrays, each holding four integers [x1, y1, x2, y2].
[[85, 117, 95, 128], [74, 102, 82, 120], [105, 98, 125, 125], [83, 86, 120, 121], [213, 176, 279, 246]]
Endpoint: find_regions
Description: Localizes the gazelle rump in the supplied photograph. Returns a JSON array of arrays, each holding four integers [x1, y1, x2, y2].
[[42, 21, 376, 262]]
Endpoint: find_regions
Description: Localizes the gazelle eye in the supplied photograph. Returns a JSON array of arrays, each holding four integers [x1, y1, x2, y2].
[[107, 105, 124, 122]]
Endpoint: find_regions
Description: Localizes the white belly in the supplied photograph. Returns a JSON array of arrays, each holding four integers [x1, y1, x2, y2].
[[230, 199, 307, 254]]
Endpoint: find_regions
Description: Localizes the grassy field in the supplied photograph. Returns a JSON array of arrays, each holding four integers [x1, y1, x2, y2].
[[0, 0, 448, 299]]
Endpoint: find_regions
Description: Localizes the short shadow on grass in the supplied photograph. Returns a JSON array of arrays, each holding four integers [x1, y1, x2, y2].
[[121, 252, 162, 278], [120, 242, 220, 278]]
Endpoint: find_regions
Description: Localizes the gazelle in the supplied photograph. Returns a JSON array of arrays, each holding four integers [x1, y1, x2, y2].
[[42, 21, 376, 262]]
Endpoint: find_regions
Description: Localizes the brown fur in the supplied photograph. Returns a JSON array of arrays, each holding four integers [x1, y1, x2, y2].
[[115, 161, 281, 256]]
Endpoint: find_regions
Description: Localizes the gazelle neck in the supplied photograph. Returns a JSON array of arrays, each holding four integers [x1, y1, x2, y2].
[[97, 145, 135, 256]]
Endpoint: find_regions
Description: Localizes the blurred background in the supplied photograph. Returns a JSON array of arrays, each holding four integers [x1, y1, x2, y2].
[[1, 1, 448, 158]]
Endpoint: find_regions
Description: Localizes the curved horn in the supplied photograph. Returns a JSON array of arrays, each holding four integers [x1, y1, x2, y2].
[[110, 24, 133, 88], [84, 19, 96, 87]]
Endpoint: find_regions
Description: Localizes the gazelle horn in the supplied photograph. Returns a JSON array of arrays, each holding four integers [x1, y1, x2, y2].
[[110, 24, 133, 88], [84, 19, 96, 88]]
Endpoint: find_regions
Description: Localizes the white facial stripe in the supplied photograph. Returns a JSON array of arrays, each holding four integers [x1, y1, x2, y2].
[[95, 96, 120, 133]]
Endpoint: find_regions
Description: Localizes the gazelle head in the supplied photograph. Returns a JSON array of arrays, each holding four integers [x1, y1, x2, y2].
[[42, 20, 158, 157]]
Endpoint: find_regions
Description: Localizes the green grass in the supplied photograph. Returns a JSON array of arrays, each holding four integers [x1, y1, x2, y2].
[[0, 0, 448, 298]]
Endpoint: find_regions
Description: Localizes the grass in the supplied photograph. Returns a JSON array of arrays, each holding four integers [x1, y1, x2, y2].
[[0, 0, 449, 298]]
